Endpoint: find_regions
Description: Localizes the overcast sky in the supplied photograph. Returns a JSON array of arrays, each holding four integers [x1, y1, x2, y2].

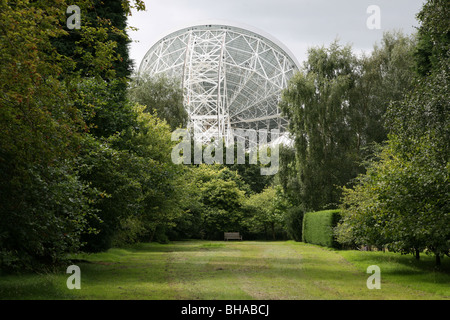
[[127, 0, 425, 72]]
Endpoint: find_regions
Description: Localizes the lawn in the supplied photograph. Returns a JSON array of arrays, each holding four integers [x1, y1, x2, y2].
[[0, 241, 448, 300]]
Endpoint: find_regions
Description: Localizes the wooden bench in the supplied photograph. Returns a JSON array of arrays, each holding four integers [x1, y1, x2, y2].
[[224, 232, 243, 241]]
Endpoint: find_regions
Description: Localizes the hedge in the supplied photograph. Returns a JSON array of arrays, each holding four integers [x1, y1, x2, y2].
[[302, 210, 341, 248]]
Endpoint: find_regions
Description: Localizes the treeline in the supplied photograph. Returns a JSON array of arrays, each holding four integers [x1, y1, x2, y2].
[[0, 0, 286, 272], [0, 0, 448, 272], [0, 0, 184, 271], [279, 0, 449, 265], [335, 0, 449, 265]]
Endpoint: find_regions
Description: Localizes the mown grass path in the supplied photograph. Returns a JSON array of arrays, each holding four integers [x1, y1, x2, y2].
[[1, 241, 449, 300]]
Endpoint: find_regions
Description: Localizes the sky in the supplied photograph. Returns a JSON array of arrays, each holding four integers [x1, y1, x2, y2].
[[127, 0, 426, 72]]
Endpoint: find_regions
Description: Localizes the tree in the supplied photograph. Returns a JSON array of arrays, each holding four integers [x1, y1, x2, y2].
[[336, 135, 449, 263], [279, 42, 360, 212], [274, 144, 303, 241], [128, 74, 188, 131], [0, 0, 97, 269], [386, 0, 449, 264], [351, 31, 416, 150], [126, 106, 187, 243], [224, 147, 274, 194], [244, 186, 288, 240], [336, 0, 449, 265], [0, 0, 146, 269], [79, 105, 188, 249], [413, 0, 449, 76], [51, 0, 146, 138], [184, 165, 247, 240], [279, 33, 416, 213], [201, 179, 245, 239]]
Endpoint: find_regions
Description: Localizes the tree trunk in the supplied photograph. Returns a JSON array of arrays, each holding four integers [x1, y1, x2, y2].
[[149, 227, 156, 243], [415, 248, 420, 260], [271, 223, 276, 241]]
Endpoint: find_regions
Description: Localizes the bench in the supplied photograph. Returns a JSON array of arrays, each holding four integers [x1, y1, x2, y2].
[[224, 232, 243, 241]]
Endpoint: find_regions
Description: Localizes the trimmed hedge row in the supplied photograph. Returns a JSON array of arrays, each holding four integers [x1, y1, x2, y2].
[[302, 210, 341, 248]]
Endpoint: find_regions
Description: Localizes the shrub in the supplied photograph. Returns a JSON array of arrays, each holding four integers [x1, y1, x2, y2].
[[302, 210, 341, 248], [0, 163, 99, 271]]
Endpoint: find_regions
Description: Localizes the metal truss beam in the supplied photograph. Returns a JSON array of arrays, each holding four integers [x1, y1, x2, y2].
[[138, 23, 298, 145]]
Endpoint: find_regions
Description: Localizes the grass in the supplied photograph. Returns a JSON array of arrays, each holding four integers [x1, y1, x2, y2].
[[0, 241, 448, 300], [339, 250, 450, 297]]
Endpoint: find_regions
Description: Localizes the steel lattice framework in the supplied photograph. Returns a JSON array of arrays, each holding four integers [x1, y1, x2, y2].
[[138, 21, 300, 145]]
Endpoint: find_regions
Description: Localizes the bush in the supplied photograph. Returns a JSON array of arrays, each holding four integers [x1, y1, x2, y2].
[[0, 163, 99, 271], [302, 210, 341, 248]]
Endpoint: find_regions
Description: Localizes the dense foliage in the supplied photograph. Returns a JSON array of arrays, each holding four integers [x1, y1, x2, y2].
[[335, 0, 449, 265], [243, 186, 289, 240], [279, 32, 416, 213], [128, 74, 188, 131], [1, 0, 447, 271], [302, 210, 341, 248], [0, 0, 150, 270]]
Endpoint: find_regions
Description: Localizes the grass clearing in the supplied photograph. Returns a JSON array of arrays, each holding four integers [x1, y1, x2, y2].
[[0, 241, 448, 300]]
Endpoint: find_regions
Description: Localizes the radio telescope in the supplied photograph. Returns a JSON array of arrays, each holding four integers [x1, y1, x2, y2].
[[138, 21, 300, 145]]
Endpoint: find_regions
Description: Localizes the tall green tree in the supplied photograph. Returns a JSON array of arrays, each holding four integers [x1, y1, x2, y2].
[[52, 0, 145, 138], [336, 0, 449, 265], [182, 165, 247, 240], [53, 0, 161, 251], [385, 0, 449, 264], [336, 133, 449, 264], [0, 0, 146, 269], [352, 31, 416, 150], [244, 186, 288, 240], [128, 74, 188, 131], [413, 0, 449, 76], [280, 42, 360, 211], [279, 33, 416, 213]]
